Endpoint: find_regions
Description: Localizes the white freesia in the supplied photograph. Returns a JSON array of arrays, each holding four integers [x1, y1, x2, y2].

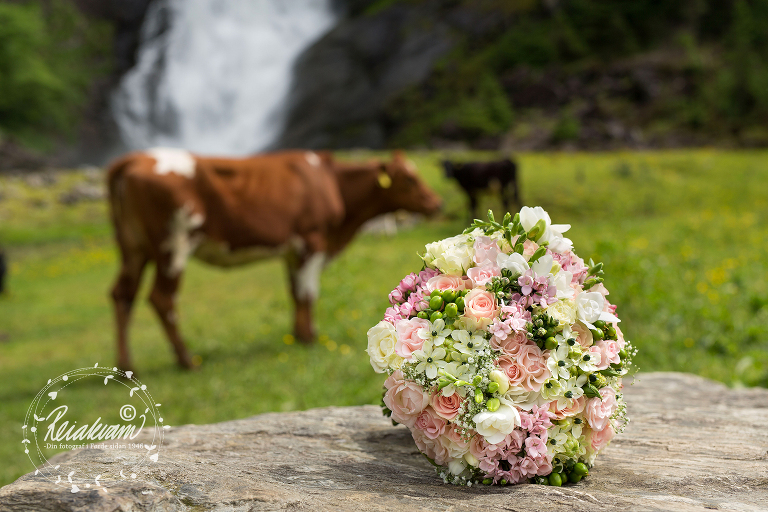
[[496, 251, 529, 274], [489, 369, 510, 394], [473, 400, 521, 444], [531, 254, 555, 277], [552, 269, 575, 299], [423, 234, 474, 276], [519, 206, 573, 254], [366, 321, 403, 373]]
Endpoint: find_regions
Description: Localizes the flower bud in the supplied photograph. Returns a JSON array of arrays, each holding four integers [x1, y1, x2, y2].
[[464, 452, 480, 468], [487, 381, 500, 393], [529, 246, 547, 263], [527, 219, 547, 242], [474, 389, 484, 403], [489, 369, 510, 394], [486, 397, 500, 412]]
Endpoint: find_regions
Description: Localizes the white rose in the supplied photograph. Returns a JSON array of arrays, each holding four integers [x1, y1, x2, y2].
[[546, 299, 577, 328], [366, 321, 402, 373], [576, 291, 621, 328], [473, 402, 520, 444]]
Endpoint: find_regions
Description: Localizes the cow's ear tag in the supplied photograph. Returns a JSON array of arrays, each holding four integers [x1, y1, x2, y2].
[[378, 173, 392, 189]]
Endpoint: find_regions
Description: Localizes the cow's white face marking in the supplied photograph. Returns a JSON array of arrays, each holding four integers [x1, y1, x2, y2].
[[162, 205, 204, 276], [147, 148, 196, 178], [295, 252, 326, 301], [305, 152, 321, 167]]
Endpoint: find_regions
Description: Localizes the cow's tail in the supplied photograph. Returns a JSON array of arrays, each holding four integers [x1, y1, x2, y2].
[[106, 154, 136, 243]]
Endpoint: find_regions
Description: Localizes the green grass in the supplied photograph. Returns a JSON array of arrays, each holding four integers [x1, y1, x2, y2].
[[1, 149, 767, 486]]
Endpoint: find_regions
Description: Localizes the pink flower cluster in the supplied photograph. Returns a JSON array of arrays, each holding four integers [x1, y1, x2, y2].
[[513, 269, 558, 308], [473, 404, 554, 484], [384, 269, 439, 323]]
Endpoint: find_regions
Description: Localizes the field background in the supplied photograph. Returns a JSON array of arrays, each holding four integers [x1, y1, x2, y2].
[[1, 149, 767, 486]]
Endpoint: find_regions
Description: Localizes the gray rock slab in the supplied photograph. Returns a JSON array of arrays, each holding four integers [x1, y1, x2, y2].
[[2, 372, 767, 511]]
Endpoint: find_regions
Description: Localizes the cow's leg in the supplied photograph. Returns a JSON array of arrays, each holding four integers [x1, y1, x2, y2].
[[148, 263, 195, 369], [286, 238, 327, 344], [111, 252, 148, 373]]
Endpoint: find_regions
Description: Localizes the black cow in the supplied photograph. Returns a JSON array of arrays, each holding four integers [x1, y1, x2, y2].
[[442, 158, 521, 218]]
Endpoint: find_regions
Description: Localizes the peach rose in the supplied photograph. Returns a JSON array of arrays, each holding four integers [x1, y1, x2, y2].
[[431, 391, 462, 421], [412, 426, 451, 465], [515, 345, 550, 392], [497, 355, 526, 388], [395, 317, 429, 358], [426, 275, 465, 293], [461, 288, 498, 330], [383, 372, 430, 427], [571, 322, 594, 348], [466, 262, 501, 287], [584, 386, 618, 431], [547, 396, 586, 420], [595, 339, 621, 368]]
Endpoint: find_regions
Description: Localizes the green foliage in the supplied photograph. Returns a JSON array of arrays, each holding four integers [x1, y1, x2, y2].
[[0, 1, 111, 148]]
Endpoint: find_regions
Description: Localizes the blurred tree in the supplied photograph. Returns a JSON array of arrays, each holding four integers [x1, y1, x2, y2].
[[0, 0, 111, 149]]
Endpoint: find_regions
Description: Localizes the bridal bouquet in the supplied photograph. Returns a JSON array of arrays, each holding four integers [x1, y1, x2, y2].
[[367, 207, 634, 486]]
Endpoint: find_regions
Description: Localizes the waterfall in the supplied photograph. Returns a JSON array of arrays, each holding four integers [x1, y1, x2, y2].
[[111, 0, 338, 156]]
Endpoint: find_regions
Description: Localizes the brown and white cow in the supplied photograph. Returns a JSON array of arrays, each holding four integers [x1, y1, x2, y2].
[[107, 148, 441, 371]]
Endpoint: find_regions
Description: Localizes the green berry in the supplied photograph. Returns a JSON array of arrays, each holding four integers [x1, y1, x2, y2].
[[430, 311, 443, 322], [548, 473, 563, 487], [590, 328, 604, 340], [594, 320, 606, 329], [573, 463, 589, 476], [441, 289, 457, 303], [430, 289, 441, 297], [445, 303, 458, 317], [619, 348, 629, 360], [455, 297, 465, 311], [568, 472, 583, 483], [482, 478, 493, 485], [429, 295, 444, 311], [417, 311, 429, 320], [544, 337, 557, 350]]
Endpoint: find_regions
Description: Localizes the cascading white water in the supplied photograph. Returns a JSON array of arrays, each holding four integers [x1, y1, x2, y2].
[[111, 0, 337, 156]]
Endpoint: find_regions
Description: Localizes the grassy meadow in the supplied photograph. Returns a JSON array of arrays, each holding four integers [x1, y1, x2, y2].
[[1, 150, 767, 486]]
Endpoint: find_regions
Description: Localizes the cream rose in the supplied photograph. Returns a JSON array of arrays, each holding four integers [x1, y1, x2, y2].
[[423, 234, 474, 276], [366, 321, 403, 373], [545, 299, 577, 328], [472, 401, 521, 444]]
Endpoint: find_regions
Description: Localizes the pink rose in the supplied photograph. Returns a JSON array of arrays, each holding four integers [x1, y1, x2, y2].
[[497, 355, 526, 388], [431, 391, 462, 421], [414, 406, 447, 439], [595, 339, 621, 368], [571, 322, 594, 348], [412, 426, 451, 465], [547, 396, 586, 420], [491, 330, 530, 356], [426, 274, 465, 293], [461, 288, 498, 330], [587, 424, 615, 452], [584, 386, 618, 431], [395, 317, 429, 358], [473, 236, 501, 265], [467, 262, 501, 287], [383, 371, 430, 427], [515, 345, 550, 392]]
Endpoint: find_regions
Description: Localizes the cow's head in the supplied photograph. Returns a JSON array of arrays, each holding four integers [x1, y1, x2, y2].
[[377, 152, 442, 216]]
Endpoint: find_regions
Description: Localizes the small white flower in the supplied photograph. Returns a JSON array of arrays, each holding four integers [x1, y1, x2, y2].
[[557, 375, 588, 409], [413, 340, 447, 379], [451, 329, 487, 355], [418, 318, 452, 346], [547, 346, 573, 380]]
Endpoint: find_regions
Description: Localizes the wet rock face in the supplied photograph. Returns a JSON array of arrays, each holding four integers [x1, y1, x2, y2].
[[2, 372, 767, 511], [277, 2, 456, 150]]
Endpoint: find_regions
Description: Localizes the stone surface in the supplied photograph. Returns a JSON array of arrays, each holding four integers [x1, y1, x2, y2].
[[2, 372, 767, 511]]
